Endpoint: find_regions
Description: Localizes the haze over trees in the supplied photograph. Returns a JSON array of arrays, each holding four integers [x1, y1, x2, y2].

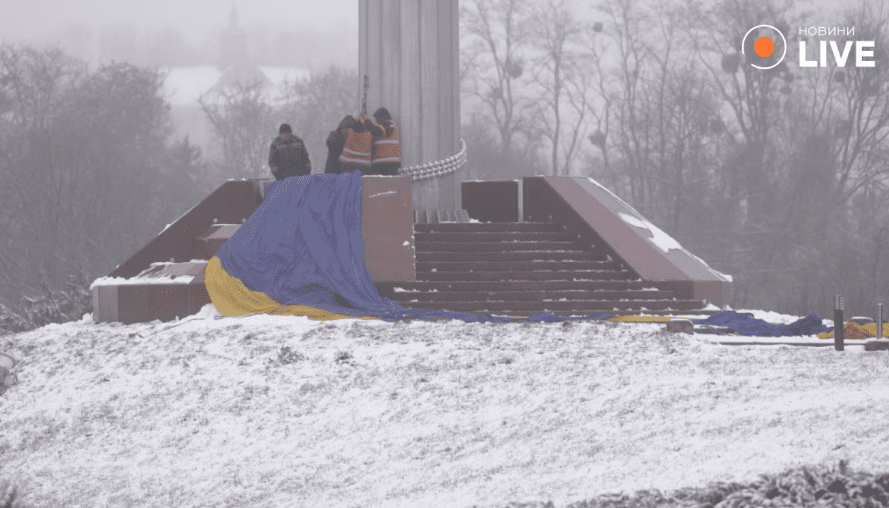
[[0, 0, 887, 328], [0, 45, 207, 327], [462, 0, 889, 317], [47, 23, 356, 71]]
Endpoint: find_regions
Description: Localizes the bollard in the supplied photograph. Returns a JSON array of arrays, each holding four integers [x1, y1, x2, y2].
[[834, 294, 844, 351], [879, 304, 883, 339], [0, 352, 16, 396]]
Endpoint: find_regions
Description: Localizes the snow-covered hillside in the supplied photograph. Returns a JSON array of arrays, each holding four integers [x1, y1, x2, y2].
[[1, 306, 888, 508]]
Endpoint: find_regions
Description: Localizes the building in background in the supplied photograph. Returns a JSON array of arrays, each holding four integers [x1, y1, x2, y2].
[[163, 4, 310, 159]]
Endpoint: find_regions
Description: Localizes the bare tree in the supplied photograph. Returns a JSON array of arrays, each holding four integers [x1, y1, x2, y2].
[[828, 2, 889, 207], [462, 0, 533, 157], [278, 66, 358, 173], [199, 79, 274, 179], [582, 29, 615, 180], [594, 0, 661, 207], [0, 46, 194, 309], [529, 0, 593, 176], [688, 0, 799, 228]]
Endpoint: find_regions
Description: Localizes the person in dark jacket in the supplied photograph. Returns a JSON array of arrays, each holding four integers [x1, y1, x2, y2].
[[324, 115, 358, 174], [269, 123, 311, 180]]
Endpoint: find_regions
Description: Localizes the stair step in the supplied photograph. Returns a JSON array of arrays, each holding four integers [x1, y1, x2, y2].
[[405, 218, 698, 314], [414, 232, 577, 243], [390, 281, 656, 292], [416, 251, 603, 262], [414, 222, 562, 233], [414, 241, 584, 252], [394, 299, 706, 312], [416, 261, 617, 272], [389, 290, 675, 302], [413, 209, 473, 223], [416, 270, 632, 282], [197, 224, 242, 240], [412, 309, 720, 318]]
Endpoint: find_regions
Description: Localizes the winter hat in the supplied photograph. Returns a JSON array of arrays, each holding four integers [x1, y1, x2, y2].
[[338, 115, 358, 131], [374, 107, 392, 124]]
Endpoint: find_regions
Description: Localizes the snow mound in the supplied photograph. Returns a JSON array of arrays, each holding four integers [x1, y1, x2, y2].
[[89, 275, 195, 289], [737, 309, 807, 325], [193, 303, 222, 319]]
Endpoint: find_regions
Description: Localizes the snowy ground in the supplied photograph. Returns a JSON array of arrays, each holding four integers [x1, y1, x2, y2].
[[1, 306, 888, 508]]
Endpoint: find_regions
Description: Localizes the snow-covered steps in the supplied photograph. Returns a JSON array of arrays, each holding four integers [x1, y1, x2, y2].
[[387, 289, 677, 302], [523, 176, 731, 306], [417, 222, 561, 232], [415, 260, 620, 272], [389, 280, 670, 292], [395, 299, 705, 314], [416, 250, 600, 262], [415, 270, 633, 282], [413, 208, 472, 223], [389, 221, 709, 316], [415, 241, 584, 252], [198, 224, 243, 256], [414, 231, 577, 243]]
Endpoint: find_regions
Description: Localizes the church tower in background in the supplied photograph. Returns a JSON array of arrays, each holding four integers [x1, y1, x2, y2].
[[219, 2, 249, 70]]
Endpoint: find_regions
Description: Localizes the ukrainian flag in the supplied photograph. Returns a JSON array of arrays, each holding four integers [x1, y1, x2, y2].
[[205, 171, 398, 320], [204, 170, 615, 323]]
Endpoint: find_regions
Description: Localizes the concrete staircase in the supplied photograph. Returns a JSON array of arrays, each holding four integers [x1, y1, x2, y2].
[[384, 222, 707, 316]]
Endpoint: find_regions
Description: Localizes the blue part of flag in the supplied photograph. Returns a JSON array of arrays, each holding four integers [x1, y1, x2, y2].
[[214, 171, 617, 323], [692, 311, 830, 336]]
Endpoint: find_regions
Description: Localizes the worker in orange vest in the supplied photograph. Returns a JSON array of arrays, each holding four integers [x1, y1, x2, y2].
[[338, 113, 374, 174], [325, 115, 358, 174], [369, 107, 401, 176]]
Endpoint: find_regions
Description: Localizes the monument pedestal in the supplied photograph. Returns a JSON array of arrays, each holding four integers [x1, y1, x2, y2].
[[359, 0, 460, 213]]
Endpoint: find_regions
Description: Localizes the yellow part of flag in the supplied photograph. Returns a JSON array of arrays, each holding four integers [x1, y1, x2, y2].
[[817, 321, 889, 340], [204, 256, 378, 321]]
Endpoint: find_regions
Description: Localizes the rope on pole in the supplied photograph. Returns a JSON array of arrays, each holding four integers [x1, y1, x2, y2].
[[361, 75, 369, 116]]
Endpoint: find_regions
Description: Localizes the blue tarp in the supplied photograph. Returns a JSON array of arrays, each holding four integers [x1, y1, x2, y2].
[[213, 171, 614, 322], [692, 311, 831, 336]]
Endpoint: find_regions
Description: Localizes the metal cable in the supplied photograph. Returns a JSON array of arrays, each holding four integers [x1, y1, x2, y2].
[[398, 138, 467, 181]]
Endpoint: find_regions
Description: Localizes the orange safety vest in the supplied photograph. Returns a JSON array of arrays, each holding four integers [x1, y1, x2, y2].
[[339, 128, 373, 169], [372, 122, 401, 166]]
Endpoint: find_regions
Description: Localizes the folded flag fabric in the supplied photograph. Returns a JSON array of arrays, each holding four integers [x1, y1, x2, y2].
[[205, 171, 615, 323], [817, 322, 889, 340], [210, 171, 389, 318], [692, 311, 830, 337]]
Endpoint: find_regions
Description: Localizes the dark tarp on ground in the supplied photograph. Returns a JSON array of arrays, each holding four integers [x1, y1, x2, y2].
[[692, 311, 831, 336], [211, 171, 615, 322]]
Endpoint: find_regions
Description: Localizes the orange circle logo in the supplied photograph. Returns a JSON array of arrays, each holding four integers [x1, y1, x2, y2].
[[754, 36, 775, 57], [742, 25, 787, 69]]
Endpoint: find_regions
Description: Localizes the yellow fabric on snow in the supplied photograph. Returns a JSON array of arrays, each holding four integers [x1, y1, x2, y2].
[[817, 322, 889, 340], [204, 256, 378, 321]]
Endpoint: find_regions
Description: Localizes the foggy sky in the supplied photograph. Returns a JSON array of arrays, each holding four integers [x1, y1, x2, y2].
[[0, 0, 359, 44], [0, 0, 853, 41], [0, 0, 857, 67]]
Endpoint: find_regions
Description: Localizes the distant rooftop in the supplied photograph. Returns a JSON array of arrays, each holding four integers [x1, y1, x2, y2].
[[163, 66, 221, 106], [163, 65, 310, 107]]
